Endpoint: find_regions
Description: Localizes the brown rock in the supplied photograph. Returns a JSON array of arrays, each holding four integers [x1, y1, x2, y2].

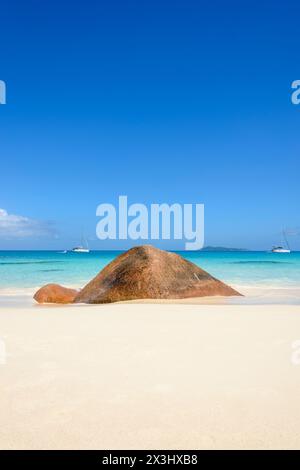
[[75, 245, 241, 304], [34, 283, 78, 304]]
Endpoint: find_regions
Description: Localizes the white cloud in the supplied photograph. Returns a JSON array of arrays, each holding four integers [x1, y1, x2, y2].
[[0, 208, 56, 239]]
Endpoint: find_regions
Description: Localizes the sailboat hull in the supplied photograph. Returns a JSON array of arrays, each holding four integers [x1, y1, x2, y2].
[[71, 248, 90, 253]]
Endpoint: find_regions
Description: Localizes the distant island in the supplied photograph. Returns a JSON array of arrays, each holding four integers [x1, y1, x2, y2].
[[201, 246, 249, 252]]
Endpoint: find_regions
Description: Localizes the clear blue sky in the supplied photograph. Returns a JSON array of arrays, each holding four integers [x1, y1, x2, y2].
[[0, 0, 300, 250]]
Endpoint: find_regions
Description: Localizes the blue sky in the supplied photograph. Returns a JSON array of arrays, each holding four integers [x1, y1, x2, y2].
[[0, 0, 300, 250]]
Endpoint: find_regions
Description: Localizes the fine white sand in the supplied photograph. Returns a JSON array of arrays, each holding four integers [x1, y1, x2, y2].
[[1, 302, 300, 450]]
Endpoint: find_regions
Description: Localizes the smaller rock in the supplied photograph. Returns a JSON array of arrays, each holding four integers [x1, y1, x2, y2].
[[34, 283, 78, 304]]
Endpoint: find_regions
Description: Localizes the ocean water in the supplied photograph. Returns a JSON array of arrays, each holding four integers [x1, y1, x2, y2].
[[0, 250, 300, 294]]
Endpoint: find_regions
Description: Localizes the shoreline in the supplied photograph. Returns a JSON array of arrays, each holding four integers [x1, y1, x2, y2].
[[1, 283, 300, 307]]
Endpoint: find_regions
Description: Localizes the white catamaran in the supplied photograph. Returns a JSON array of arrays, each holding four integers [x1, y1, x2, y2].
[[71, 233, 90, 253], [271, 229, 291, 253]]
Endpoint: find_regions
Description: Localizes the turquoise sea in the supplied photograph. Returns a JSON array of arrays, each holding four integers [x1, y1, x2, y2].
[[0, 250, 300, 294]]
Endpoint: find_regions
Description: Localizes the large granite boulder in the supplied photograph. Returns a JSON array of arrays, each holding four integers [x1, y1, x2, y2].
[[75, 245, 241, 304], [34, 283, 78, 304]]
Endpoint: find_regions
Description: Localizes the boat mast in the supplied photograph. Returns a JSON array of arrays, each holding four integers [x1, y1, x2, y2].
[[283, 229, 291, 251], [81, 228, 89, 249]]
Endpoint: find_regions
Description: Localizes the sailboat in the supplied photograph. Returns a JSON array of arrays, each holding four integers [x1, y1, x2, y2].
[[71, 233, 90, 253], [271, 229, 291, 253]]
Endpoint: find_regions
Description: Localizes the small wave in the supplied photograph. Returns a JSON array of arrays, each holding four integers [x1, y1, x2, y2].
[[0, 287, 37, 296], [228, 261, 292, 265], [0, 260, 64, 266], [39, 269, 64, 272]]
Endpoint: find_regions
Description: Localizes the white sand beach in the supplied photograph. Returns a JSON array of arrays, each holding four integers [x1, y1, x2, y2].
[[1, 301, 300, 450]]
